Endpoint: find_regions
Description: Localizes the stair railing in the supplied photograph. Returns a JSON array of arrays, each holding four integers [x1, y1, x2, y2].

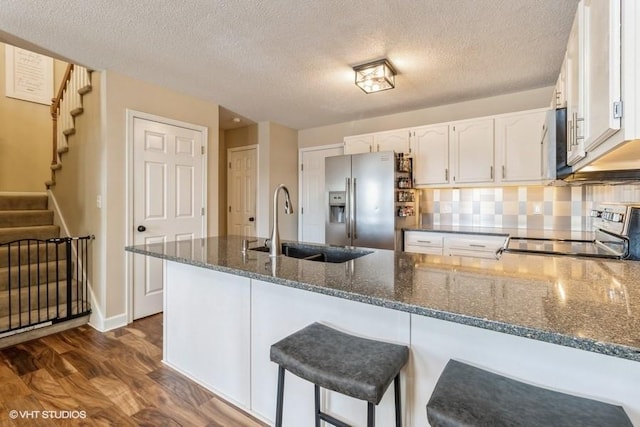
[[50, 64, 92, 176], [0, 235, 93, 337]]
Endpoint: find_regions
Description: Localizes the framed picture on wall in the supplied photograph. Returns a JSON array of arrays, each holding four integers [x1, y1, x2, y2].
[[4, 45, 53, 105]]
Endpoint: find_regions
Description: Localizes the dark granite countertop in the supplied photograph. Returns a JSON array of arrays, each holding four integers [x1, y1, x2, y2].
[[126, 236, 640, 362]]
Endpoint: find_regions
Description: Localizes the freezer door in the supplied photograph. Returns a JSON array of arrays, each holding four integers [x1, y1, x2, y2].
[[325, 154, 352, 246], [352, 151, 395, 250]]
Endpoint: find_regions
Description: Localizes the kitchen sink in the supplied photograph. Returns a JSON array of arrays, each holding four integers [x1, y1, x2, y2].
[[250, 243, 372, 263]]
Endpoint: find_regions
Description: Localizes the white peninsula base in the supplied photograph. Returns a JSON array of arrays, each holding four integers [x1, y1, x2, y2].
[[163, 260, 640, 426]]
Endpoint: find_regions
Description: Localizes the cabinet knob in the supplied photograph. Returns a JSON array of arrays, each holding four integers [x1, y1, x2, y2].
[[137, 225, 146, 232]]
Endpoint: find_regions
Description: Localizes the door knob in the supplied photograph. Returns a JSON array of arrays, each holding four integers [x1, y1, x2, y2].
[[137, 225, 146, 232], [249, 217, 255, 222]]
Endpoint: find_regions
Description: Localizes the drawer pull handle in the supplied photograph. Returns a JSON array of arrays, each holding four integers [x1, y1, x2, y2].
[[469, 244, 486, 248], [417, 240, 432, 244]]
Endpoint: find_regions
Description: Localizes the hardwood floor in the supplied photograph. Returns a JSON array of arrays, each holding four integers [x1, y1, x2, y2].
[[0, 314, 268, 426]]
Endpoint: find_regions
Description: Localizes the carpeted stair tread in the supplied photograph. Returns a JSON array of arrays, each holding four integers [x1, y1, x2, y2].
[[0, 225, 60, 244], [0, 194, 48, 211], [0, 244, 66, 269], [0, 210, 53, 228], [0, 260, 68, 291], [0, 279, 80, 312]]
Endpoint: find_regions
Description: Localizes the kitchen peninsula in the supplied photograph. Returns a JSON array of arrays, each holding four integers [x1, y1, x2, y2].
[[126, 236, 640, 426]]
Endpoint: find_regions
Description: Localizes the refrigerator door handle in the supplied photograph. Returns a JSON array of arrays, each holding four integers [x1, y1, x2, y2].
[[352, 177, 357, 240], [345, 178, 351, 238]]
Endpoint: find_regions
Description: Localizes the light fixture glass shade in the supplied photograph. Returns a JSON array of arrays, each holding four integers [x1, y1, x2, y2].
[[353, 59, 396, 94]]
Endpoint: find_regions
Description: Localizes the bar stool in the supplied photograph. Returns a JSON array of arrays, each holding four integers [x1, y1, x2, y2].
[[270, 322, 409, 427], [427, 359, 633, 427]]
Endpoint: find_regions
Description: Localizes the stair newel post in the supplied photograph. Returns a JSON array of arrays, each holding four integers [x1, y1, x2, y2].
[[65, 238, 72, 319], [7, 243, 12, 331]]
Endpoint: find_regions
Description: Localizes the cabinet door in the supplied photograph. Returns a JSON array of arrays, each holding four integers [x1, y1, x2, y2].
[[374, 130, 411, 154], [344, 135, 373, 154], [583, 0, 621, 151], [566, 4, 586, 166], [451, 119, 494, 184], [554, 59, 567, 108], [413, 125, 450, 185], [495, 110, 547, 182]]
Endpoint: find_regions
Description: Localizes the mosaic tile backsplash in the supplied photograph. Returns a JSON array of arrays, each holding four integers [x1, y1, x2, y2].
[[420, 184, 640, 231]]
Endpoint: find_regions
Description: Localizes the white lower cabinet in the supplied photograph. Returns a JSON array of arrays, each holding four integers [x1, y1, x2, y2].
[[445, 234, 507, 259], [164, 261, 252, 409], [404, 230, 507, 259], [404, 230, 446, 255]]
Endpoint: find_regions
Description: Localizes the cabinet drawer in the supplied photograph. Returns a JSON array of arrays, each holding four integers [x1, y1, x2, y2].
[[445, 234, 507, 258], [446, 247, 500, 259], [404, 244, 443, 255], [404, 231, 444, 248]]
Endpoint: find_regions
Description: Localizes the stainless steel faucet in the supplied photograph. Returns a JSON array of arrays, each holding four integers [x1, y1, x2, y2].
[[269, 184, 293, 257]]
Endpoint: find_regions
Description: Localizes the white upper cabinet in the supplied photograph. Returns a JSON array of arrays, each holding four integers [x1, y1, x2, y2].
[[553, 59, 567, 109], [374, 130, 411, 154], [495, 110, 547, 183], [450, 118, 494, 184], [343, 135, 373, 154], [344, 131, 412, 155], [582, 0, 621, 152], [566, 4, 586, 166], [413, 124, 450, 186]]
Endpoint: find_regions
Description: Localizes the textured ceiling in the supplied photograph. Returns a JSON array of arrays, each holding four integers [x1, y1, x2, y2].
[[0, 0, 578, 130]]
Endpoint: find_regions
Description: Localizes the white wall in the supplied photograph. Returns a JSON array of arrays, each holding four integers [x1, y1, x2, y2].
[[256, 122, 299, 240]]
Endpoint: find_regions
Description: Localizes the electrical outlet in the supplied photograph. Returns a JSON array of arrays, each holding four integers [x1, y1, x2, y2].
[[96, 195, 102, 209]]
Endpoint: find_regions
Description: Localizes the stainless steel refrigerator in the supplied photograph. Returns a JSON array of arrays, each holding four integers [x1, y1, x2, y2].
[[325, 151, 395, 250]]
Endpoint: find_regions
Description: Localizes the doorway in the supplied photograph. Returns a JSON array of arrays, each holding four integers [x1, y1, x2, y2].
[[227, 146, 258, 237], [128, 111, 207, 320], [298, 144, 343, 243]]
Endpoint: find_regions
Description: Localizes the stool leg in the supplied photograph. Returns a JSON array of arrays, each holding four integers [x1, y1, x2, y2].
[[394, 374, 401, 427], [367, 402, 375, 427], [315, 384, 321, 427], [276, 366, 285, 427]]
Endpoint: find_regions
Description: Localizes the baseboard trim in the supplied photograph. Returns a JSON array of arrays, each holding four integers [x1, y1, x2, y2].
[[89, 312, 127, 332]]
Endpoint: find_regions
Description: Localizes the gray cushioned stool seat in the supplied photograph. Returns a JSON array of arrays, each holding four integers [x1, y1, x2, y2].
[[427, 359, 633, 427], [270, 322, 409, 405]]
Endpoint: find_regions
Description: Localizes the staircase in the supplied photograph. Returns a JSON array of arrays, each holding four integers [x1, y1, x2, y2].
[[46, 64, 92, 188], [0, 194, 91, 347]]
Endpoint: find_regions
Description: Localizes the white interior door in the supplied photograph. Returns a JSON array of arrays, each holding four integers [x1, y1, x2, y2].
[[132, 116, 205, 319], [299, 145, 343, 243], [227, 146, 257, 237]]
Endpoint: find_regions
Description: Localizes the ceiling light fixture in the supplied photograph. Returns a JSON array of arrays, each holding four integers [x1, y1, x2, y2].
[[353, 59, 397, 94]]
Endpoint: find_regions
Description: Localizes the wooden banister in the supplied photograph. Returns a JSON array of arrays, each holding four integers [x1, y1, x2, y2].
[[50, 64, 74, 167]]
